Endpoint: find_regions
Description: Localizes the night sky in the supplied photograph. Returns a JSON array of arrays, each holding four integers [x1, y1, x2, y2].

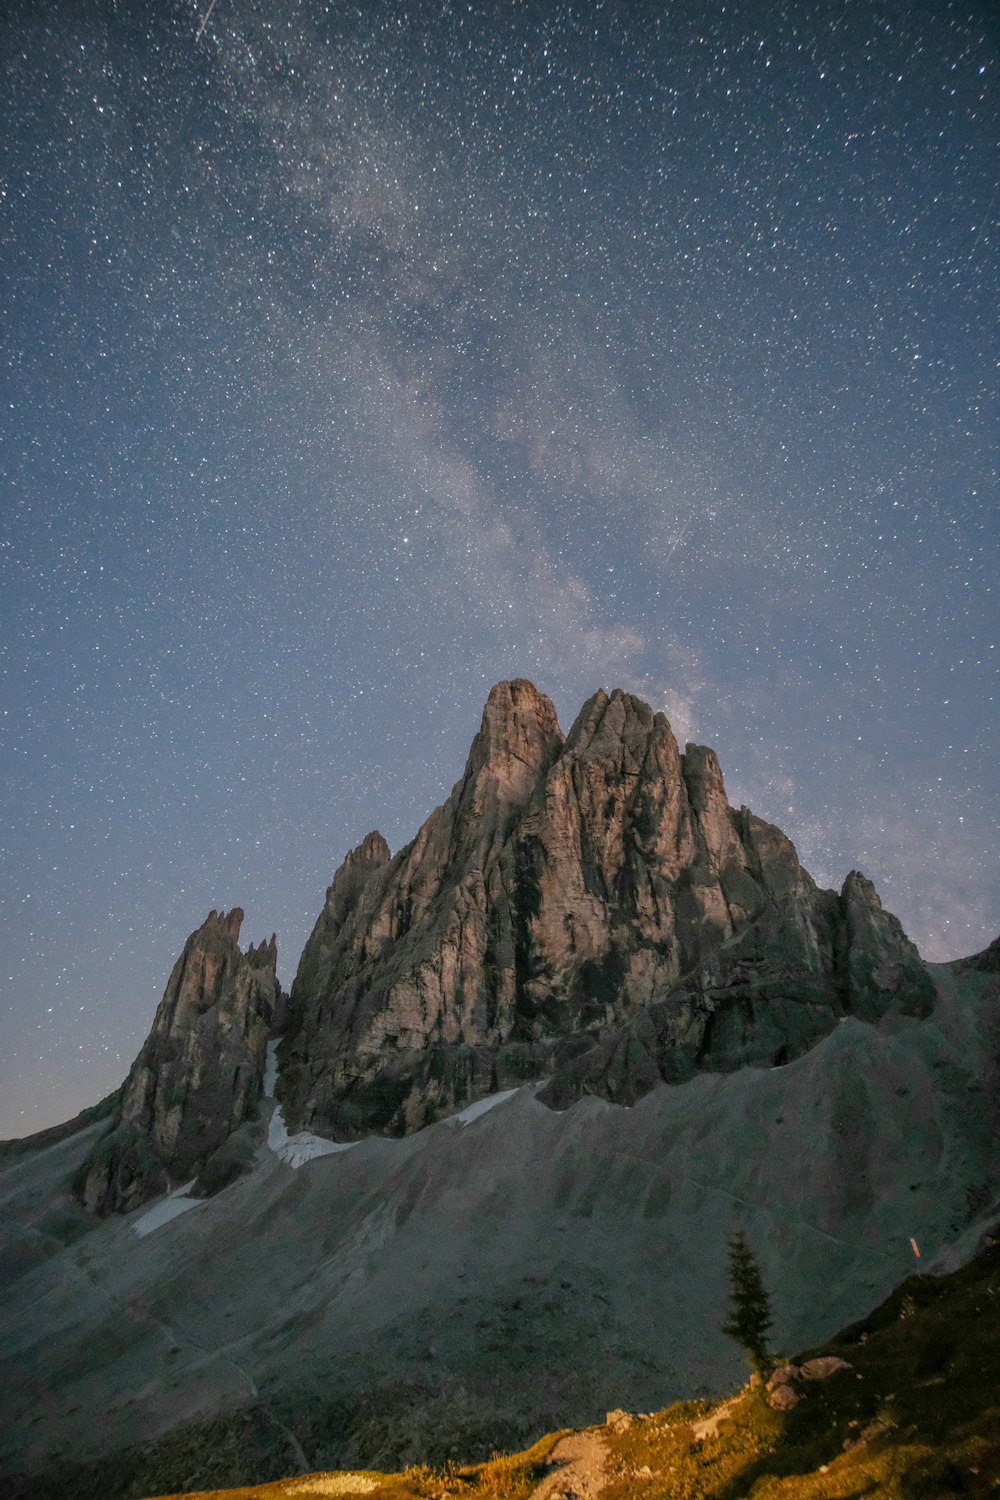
[[2, 0, 997, 1138]]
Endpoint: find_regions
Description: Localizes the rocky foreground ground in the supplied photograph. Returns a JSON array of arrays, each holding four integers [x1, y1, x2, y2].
[[151, 1234, 1000, 1499]]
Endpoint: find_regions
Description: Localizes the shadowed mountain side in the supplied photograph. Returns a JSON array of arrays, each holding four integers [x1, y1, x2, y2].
[[1, 957, 997, 1498], [538, 871, 936, 1108], [0, 1089, 121, 1164], [278, 682, 932, 1138]]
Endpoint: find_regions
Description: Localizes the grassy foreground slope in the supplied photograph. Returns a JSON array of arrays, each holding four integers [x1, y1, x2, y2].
[[157, 1236, 1000, 1500], [153, 1432, 566, 1500]]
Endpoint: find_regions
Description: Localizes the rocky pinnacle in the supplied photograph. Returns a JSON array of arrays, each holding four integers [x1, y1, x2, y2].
[[80, 909, 283, 1214]]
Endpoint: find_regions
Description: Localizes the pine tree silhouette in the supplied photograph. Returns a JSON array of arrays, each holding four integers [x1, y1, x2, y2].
[[723, 1229, 773, 1376]]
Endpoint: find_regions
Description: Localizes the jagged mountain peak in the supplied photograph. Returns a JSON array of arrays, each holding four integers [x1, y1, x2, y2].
[[482, 675, 559, 722], [563, 684, 656, 755], [274, 679, 932, 1139], [326, 830, 391, 906], [460, 677, 564, 813], [357, 828, 391, 862], [80, 909, 283, 1215], [204, 906, 245, 943], [75, 679, 937, 1207]]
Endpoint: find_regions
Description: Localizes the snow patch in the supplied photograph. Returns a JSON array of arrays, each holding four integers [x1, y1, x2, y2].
[[449, 1088, 521, 1126], [267, 1104, 356, 1169], [263, 1039, 279, 1098], [133, 1180, 201, 1238], [265, 1085, 530, 1167]]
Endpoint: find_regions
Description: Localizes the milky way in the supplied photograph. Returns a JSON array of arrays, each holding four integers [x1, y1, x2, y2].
[[1, 0, 997, 1136]]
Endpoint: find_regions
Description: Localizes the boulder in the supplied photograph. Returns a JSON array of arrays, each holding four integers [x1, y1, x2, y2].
[[766, 1363, 799, 1390], [799, 1355, 852, 1381]]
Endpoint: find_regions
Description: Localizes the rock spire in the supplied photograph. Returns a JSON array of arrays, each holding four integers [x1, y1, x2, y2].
[[80, 909, 282, 1214]]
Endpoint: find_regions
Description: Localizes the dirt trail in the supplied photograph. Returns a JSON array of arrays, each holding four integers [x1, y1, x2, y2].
[[529, 1427, 609, 1500]]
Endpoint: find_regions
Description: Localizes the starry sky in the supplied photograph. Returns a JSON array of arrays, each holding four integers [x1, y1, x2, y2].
[[1, 0, 997, 1138]]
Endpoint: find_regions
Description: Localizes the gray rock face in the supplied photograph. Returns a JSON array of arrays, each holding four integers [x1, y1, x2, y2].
[[279, 681, 933, 1137], [80, 909, 281, 1215]]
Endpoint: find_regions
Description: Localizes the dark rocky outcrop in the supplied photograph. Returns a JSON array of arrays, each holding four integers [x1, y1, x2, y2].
[[537, 866, 935, 1110], [278, 681, 933, 1137], [954, 933, 1000, 975], [79, 909, 282, 1215]]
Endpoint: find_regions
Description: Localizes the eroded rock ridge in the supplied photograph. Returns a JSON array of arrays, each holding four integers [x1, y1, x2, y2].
[[277, 680, 932, 1137]]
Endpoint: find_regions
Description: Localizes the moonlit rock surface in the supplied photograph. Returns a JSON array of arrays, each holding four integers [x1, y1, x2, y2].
[[279, 682, 932, 1140]]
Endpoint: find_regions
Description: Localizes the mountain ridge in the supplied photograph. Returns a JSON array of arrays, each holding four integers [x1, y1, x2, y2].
[[78, 679, 937, 1213], [2, 678, 997, 1498], [277, 679, 932, 1139]]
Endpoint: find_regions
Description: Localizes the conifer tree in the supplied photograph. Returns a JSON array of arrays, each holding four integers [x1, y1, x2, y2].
[[722, 1229, 773, 1376]]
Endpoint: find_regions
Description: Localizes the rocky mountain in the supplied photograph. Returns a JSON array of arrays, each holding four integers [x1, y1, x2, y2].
[[1, 679, 998, 1500], [80, 909, 283, 1215], [277, 680, 932, 1139], [76, 680, 936, 1208]]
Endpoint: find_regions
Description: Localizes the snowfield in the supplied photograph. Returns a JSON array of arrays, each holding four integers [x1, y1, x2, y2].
[[132, 1179, 201, 1238]]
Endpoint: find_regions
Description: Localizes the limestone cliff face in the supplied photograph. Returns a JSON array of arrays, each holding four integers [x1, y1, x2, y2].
[[278, 681, 565, 1135], [80, 910, 281, 1215], [279, 681, 933, 1137]]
